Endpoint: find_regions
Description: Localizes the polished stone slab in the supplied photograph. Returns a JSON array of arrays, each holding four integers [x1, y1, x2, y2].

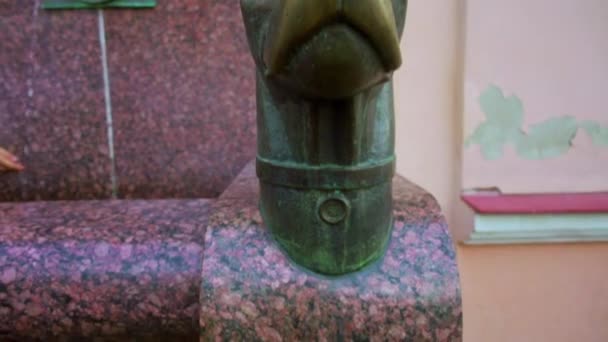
[[0, 199, 211, 340], [104, 1, 256, 199], [0, 3, 112, 201], [200, 163, 462, 341]]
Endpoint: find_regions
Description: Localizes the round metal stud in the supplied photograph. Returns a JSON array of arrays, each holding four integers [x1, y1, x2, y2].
[[318, 196, 349, 225]]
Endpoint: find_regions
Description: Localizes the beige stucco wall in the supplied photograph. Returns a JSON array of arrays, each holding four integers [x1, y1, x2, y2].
[[393, 0, 464, 228], [394, 1, 608, 340], [458, 243, 608, 342], [462, 0, 608, 193]]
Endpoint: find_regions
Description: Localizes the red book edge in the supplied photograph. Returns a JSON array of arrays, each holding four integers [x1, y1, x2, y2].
[[461, 192, 608, 214]]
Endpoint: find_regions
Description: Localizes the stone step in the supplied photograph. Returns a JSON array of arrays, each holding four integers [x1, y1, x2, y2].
[[0, 198, 212, 340], [0, 162, 462, 341]]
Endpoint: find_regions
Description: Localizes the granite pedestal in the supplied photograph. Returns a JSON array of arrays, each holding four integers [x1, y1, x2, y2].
[[200, 163, 462, 341], [0, 162, 461, 340]]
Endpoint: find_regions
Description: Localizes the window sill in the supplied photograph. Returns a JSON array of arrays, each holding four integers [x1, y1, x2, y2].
[[462, 192, 608, 245]]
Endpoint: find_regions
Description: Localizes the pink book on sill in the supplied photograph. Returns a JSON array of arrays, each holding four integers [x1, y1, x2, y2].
[[461, 188, 608, 214]]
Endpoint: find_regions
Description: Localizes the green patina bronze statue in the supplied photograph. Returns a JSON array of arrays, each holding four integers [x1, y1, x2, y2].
[[241, 0, 408, 275]]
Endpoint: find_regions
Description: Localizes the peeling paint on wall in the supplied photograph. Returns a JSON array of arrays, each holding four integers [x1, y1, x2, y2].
[[580, 121, 608, 147], [464, 86, 524, 160], [516, 116, 579, 160], [465, 85, 608, 160]]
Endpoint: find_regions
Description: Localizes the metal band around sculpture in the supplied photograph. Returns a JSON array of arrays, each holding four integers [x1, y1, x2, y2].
[[256, 157, 395, 190]]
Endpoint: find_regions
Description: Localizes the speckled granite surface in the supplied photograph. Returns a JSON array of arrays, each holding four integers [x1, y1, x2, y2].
[[0, 199, 211, 341], [104, 1, 256, 199], [0, 2, 112, 201], [0, 161, 461, 340], [200, 163, 463, 341], [1, 1, 255, 201]]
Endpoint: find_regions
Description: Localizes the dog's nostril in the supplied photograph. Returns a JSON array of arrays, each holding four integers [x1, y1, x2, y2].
[[264, 0, 337, 75], [343, 0, 402, 70]]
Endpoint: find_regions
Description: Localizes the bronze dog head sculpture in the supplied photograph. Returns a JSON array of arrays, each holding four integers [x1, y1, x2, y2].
[[241, 0, 408, 275]]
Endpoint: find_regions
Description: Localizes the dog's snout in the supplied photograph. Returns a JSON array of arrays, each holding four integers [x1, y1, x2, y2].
[[263, 0, 402, 75]]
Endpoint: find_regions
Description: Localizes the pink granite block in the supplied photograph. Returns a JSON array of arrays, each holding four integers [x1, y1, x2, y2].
[[104, 1, 256, 199], [0, 199, 211, 340], [200, 164, 462, 341], [0, 3, 112, 201], [218, 160, 258, 201]]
